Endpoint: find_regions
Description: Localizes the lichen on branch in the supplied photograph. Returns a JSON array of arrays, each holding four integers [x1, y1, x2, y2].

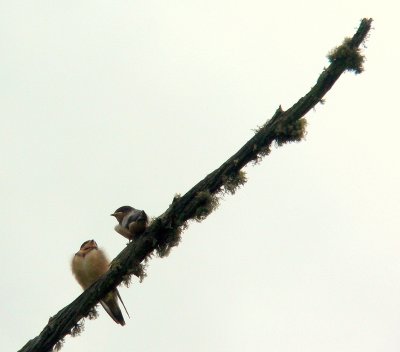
[[327, 37, 366, 74]]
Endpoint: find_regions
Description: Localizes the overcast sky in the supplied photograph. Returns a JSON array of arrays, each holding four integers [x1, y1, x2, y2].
[[2, 1, 400, 351]]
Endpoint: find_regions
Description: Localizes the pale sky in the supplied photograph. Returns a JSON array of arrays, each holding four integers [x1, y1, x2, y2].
[[2, 1, 400, 351]]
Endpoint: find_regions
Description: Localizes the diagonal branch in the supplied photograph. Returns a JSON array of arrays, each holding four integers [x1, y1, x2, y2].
[[18, 18, 372, 352]]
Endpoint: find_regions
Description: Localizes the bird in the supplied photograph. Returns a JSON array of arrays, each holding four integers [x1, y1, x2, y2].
[[71, 239, 129, 325], [111, 206, 149, 241]]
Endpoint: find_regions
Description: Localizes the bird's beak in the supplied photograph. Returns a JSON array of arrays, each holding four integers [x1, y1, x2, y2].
[[111, 211, 123, 222]]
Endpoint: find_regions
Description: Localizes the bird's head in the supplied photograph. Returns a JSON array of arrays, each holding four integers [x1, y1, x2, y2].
[[111, 206, 134, 223], [78, 239, 98, 255]]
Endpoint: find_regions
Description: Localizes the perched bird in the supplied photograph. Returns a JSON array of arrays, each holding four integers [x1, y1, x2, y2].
[[111, 206, 149, 241], [71, 239, 129, 325]]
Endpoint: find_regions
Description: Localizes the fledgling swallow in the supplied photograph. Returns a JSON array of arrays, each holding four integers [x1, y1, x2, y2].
[[111, 206, 149, 241], [71, 239, 129, 325]]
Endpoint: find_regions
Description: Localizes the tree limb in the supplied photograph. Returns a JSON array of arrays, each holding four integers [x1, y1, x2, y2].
[[18, 18, 373, 352]]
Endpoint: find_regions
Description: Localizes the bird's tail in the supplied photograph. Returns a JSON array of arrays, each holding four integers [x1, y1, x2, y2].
[[116, 288, 130, 318]]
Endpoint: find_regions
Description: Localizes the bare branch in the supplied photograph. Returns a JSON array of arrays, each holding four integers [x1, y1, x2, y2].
[[18, 18, 373, 352]]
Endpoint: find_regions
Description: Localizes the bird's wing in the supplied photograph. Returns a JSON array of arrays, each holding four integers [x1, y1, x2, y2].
[[100, 291, 126, 326], [126, 210, 147, 224]]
